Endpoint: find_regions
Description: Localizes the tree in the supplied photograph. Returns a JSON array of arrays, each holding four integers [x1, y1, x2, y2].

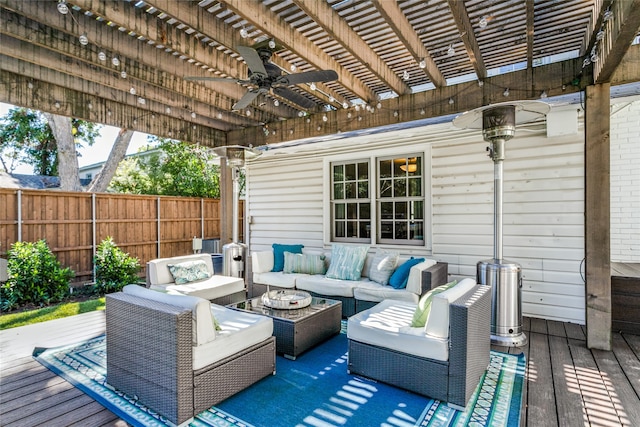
[[0, 108, 99, 176], [109, 138, 222, 198]]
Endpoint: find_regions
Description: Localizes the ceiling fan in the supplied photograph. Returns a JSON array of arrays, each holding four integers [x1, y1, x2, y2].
[[184, 41, 338, 111]]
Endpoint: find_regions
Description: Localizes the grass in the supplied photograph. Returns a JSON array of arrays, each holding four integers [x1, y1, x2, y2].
[[0, 297, 106, 330]]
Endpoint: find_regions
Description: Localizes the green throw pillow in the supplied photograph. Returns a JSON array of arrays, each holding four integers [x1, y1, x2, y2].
[[411, 280, 458, 327], [167, 260, 211, 285], [283, 252, 327, 274]]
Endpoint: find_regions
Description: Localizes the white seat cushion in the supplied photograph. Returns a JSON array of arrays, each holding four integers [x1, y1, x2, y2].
[[252, 271, 300, 289], [151, 275, 245, 300], [193, 305, 273, 370], [353, 282, 419, 303], [347, 299, 449, 361], [296, 275, 364, 297], [424, 278, 477, 338]]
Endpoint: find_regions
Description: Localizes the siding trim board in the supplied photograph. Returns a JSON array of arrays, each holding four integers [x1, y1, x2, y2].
[[246, 99, 639, 325]]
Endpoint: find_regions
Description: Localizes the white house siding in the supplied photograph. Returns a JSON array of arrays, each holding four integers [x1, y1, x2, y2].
[[246, 100, 636, 324], [610, 99, 640, 263]]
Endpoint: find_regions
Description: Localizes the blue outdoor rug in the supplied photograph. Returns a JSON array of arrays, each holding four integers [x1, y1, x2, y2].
[[34, 328, 525, 427]]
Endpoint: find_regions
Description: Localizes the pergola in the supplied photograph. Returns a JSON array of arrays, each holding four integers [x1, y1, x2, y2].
[[1, 0, 639, 349]]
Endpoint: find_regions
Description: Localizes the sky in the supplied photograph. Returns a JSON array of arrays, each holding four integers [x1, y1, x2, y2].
[[1, 102, 152, 174]]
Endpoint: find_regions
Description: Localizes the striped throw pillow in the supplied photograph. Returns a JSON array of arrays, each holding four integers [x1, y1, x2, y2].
[[283, 252, 327, 275]]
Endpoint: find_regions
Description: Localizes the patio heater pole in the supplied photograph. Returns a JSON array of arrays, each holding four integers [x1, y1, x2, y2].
[[453, 101, 549, 347]]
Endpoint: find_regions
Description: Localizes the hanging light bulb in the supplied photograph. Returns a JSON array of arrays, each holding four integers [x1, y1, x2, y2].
[[479, 15, 488, 28], [290, 64, 297, 72], [503, 88, 510, 97], [166, 107, 171, 114], [322, 114, 328, 122], [328, 96, 335, 103], [57, 0, 69, 15], [419, 58, 426, 69], [79, 33, 89, 46], [309, 82, 316, 91], [273, 99, 279, 107], [448, 97, 454, 105], [216, 112, 222, 119], [596, 30, 605, 41], [403, 70, 410, 80], [393, 110, 399, 117], [582, 57, 591, 68], [342, 101, 349, 109], [478, 80, 484, 87], [112, 56, 120, 67], [590, 49, 599, 63], [347, 112, 352, 119], [129, 87, 136, 95], [376, 102, 382, 110], [420, 108, 425, 115], [268, 39, 276, 49], [447, 44, 455, 57], [298, 111, 305, 117], [239, 27, 248, 38], [245, 109, 251, 116], [138, 97, 146, 104], [120, 70, 127, 79], [98, 51, 107, 61], [54, 101, 61, 109], [191, 112, 197, 119], [540, 90, 548, 99]]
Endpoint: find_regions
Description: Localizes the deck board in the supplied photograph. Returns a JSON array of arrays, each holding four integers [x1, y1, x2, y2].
[[1, 313, 639, 427]]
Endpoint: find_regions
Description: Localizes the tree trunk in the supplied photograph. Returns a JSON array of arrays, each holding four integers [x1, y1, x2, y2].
[[43, 113, 81, 191], [88, 128, 134, 193]]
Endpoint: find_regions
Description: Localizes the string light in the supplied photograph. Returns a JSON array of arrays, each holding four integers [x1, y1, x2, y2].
[[57, 0, 69, 14], [290, 64, 297, 72], [112, 57, 120, 67], [342, 101, 349, 109], [309, 83, 316, 91], [273, 99, 279, 107], [479, 15, 488, 28], [98, 51, 107, 61], [165, 107, 171, 114], [403, 70, 410, 80], [419, 58, 426, 69], [239, 27, 248, 38], [79, 33, 89, 46], [268, 39, 276, 49], [447, 44, 455, 57], [448, 97, 454, 105], [120, 70, 127, 79], [540, 90, 548, 99], [503, 88, 510, 97], [129, 87, 136, 95]]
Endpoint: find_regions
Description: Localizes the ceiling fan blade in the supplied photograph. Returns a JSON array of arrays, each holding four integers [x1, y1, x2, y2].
[[276, 70, 338, 86], [273, 87, 316, 109], [184, 76, 241, 83], [237, 46, 268, 77], [233, 90, 260, 110]]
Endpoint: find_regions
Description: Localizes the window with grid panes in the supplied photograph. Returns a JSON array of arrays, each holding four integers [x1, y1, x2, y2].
[[331, 161, 371, 242], [378, 156, 424, 245]]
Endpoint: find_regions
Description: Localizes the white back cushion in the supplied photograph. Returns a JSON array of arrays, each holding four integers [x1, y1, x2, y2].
[[148, 254, 214, 286], [424, 278, 477, 338], [251, 250, 274, 273], [122, 285, 216, 346]]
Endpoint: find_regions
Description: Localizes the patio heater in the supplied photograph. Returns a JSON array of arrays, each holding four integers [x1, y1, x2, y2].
[[213, 145, 260, 279], [453, 101, 549, 347]]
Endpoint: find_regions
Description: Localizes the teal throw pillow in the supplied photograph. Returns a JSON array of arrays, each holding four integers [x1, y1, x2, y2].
[[367, 249, 400, 285], [325, 244, 370, 281], [271, 243, 304, 272], [411, 280, 458, 327], [388, 257, 425, 289], [283, 252, 327, 275], [167, 260, 210, 285]]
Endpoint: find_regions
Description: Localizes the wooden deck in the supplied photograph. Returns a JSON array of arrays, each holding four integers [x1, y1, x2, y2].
[[1, 312, 639, 427]]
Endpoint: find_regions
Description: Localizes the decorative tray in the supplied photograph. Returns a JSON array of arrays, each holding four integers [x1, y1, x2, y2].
[[261, 290, 312, 310]]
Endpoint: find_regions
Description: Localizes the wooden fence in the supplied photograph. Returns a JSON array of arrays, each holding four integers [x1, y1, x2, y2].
[[0, 189, 243, 284]]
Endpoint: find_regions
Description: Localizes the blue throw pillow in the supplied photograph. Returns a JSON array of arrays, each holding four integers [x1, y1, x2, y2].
[[389, 257, 425, 289], [271, 243, 304, 272]]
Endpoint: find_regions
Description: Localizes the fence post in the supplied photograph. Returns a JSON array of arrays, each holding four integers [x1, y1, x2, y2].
[[201, 198, 205, 238], [157, 197, 161, 258], [17, 190, 22, 242], [92, 193, 96, 283]]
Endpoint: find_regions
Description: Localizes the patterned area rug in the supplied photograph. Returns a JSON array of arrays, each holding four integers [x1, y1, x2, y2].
[[34, 331, 525, 427]]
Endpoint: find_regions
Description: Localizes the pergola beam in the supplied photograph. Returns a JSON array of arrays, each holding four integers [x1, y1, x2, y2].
[[292, 0, 410, 96], [446, 0, 487, 80], [371, 0, 447, 88], [0, 70, 226, 146]]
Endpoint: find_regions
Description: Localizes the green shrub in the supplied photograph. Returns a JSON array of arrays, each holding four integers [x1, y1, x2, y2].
[[1, 240, 73, 311], [94, 236, 141, 294]]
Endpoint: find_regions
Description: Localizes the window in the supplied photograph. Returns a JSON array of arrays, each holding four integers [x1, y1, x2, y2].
[[331, 161, 371, 242], [330, 155, 425, 246], [378, 156, 424, 245]]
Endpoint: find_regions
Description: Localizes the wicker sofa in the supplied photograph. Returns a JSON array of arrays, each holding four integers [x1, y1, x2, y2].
[[106, 285, 275, 426], [146, 253, 246, 305], [347, 278, 491, 409], [251, 247, 448, 317]]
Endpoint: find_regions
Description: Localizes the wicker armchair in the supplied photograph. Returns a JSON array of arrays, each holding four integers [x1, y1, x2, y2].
[[347, 280, 491, 409], [106, 287, 275, 426]]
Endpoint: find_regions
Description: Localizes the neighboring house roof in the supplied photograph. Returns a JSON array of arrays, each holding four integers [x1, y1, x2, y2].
[[0, 172, 60, 189]]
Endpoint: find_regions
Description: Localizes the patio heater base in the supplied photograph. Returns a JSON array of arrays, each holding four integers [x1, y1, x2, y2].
[[477, 259, 528, 347]]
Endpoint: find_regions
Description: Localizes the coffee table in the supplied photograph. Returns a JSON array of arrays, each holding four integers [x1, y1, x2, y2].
[[228, 293, 342, 360]]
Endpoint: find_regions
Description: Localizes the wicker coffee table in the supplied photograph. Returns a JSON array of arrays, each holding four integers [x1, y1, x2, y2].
[[228, 292, 342, 360]]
